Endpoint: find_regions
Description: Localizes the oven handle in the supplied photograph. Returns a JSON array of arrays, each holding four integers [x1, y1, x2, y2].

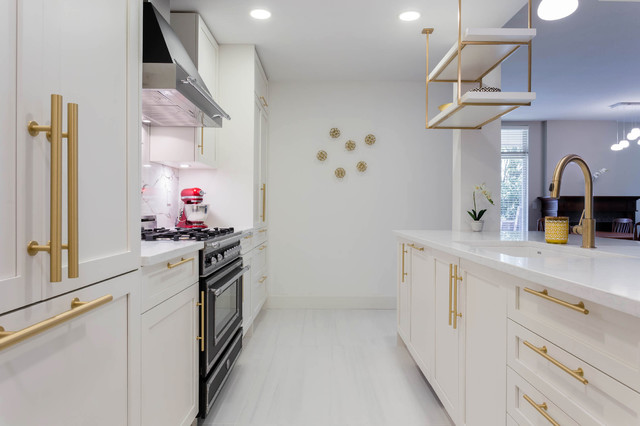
[[211, 265, 250, 297]]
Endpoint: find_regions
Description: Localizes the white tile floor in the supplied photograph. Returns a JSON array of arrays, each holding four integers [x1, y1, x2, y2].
[[201, 309, 452, 426]]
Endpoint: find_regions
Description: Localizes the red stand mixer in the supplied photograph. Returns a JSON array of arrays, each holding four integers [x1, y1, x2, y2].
[[176, 187, 209, 229]]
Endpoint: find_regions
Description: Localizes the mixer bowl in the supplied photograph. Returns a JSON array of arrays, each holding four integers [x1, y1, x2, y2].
[[184, 204, 209, 222]]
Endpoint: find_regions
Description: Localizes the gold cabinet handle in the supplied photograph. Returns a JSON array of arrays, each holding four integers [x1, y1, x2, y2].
[[407, 243, 424, 251], [260, 96, 268, 107], [453, 264, 462, 330], [198, 127, 204, 155], [0, 295, 113, 352], [448, 264, 453, 325], [260, 183, 267, 222], [523, 340, 589, 385], [258, 229, 267, 233], [259, 245, 266, 251], [401, 244, 408, 283], [258, 276, 267, 284], [522, 394, 560, 426], [243, 235, 252, 240], [196, 291, 205, 352], [27, 94, 79, 281], [524, 287, 589, 315], [167, 257, 195, 269]]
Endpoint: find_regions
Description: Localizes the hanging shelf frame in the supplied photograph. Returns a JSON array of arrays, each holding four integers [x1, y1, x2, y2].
[[424, 0, 536, 129]]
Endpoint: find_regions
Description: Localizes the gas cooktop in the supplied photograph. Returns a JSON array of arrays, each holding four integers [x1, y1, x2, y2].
[[142, 227, 237, 242]]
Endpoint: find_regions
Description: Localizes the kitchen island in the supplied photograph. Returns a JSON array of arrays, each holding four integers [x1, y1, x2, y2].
[[395, 230, 640, 426]]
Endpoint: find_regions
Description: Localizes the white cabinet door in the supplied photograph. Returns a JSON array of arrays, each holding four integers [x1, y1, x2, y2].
[[410, 246, 435, 380], [254, 57, 268, 112], [397, 241, 411, 341], [141, 283, 199, 426], [0, 0, 41, 314], [259, 106, 269, 227], [196, 19, 219, 168], [463, 262, 508, 426], [18, 0, 139, 298], [0, 271, 140, 426], [242, 253, 253, 334], [432, 251, 464, 425]]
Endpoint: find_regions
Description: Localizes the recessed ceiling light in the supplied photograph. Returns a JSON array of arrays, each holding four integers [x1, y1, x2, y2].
[[180, 164, 191, 168], [250, 9, 271, 20], [537, 0, 578, 21], [399, 11, 421, 22], [143, 164, 152, 168], [142, 119, 151, 124]]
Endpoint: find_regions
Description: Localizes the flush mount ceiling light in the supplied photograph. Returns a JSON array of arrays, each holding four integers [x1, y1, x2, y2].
[[180, 164, 191, 168], [250, 9, 271, 20], [399, 11, 421, 21], [537, 0, 578, 21]]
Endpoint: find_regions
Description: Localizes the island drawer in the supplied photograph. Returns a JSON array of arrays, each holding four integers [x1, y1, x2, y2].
[[507, 367, 579, 426], [508, 282, 640, 392], [141, 251, 199, 313], [508, 320, 640, 425]]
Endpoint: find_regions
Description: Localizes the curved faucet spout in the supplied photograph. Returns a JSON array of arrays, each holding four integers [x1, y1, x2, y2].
[[548, 154, 595, 248]]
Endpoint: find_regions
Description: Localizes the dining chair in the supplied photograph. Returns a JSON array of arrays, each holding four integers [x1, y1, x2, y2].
[[635, 222, 640, 241], [612, 218, 633, 234], [537, 218, 545, 231]]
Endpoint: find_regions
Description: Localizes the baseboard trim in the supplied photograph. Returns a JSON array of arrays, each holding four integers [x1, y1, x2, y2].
[[265, 296, 396, 310]]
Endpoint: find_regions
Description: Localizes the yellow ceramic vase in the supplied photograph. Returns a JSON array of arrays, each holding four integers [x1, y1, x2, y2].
[[545, 216, 569, 244]]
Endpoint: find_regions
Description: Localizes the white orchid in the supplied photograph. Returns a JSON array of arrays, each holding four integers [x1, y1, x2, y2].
[[468, 183, 495, 221]]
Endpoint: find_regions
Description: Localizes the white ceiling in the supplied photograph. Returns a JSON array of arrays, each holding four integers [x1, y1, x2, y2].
[[502, 0, 640, 121], [169, 0, 526, 81]]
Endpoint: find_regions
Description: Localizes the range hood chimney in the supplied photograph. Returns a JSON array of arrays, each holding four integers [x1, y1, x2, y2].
[[142, 3, 230, 127]]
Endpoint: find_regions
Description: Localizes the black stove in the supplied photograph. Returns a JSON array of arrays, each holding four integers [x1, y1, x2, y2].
[[141, 227, 236, 242]]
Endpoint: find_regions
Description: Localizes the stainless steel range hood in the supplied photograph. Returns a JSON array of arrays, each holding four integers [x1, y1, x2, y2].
[[142, 3, 230, 127]]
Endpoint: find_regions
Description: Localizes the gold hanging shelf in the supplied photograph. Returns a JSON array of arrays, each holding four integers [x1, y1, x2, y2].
[[424, 0, 536, 130]]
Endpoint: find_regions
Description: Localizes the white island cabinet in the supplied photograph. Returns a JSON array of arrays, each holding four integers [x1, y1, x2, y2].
[[0, 0, 140, 314], [396, 230, 640, 426]]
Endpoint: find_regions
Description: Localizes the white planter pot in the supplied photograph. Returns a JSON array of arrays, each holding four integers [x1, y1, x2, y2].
[[471, 220, 484, 232]]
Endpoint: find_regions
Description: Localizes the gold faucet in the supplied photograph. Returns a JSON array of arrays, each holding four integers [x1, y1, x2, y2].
[[549, 154, 596, 248]]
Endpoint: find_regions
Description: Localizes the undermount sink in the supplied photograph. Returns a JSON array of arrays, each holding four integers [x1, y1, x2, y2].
[[457, 241, 622, 259]]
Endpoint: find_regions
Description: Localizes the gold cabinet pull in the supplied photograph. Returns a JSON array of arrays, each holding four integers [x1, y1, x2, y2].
[[522, 394, 560, 426], [401, 244, 408, 283], [523, 340, 589, 385], [524, 287, 589, 315], [407, 243, 424, 251], [196, 291, 205, 352], [260, 96, 268, 108], [0, 295, 113, 352], [258, 276, 267, 284], [243, 235, 252, 240], [260, 183, 267, 222], [167, 257, 195, 269], [453, 264, 462, 329], [198, 127, 204, 155], [258, 229, 267, 233], [27, 94, 79, 281], [448, 264, 453, 325], [259, 245, 266, 251]]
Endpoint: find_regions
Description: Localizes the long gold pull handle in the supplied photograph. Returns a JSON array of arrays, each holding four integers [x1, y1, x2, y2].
[[524, 287, 589, 315], [523, 340, 588, 384], [67, 103, 79, 278], [198, 127, 204, 155], [407, 243, 424, 251], [260, 183, 266, 222], [258, 276, 267, 284], [167, 257, 195, 269], [260, 96, 268, 108], [0, 295, 113, 351], [196, 291, 205, 352], [522, 394, 560, 426], [448, 264, 453, 326], [401, 244, 407, 283], [27, 94, 63, 282], [453, 265, 462, 330]]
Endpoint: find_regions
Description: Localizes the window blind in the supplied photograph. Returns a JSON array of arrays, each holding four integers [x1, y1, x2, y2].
[[501, 126, 529, 232]]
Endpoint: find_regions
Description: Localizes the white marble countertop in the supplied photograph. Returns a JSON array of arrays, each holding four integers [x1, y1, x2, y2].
[[140, 240, 204, 267], [394, 230, 640, 318]]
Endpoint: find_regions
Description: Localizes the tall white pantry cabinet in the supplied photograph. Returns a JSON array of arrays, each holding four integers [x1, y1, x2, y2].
[[0, 1, 141, 425]]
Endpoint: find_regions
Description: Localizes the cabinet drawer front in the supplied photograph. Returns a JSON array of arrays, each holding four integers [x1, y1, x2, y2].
[[141, 252, 199, 313], [240, 233, 253, 255], [254, 228, 267, 247], [0, 272, 136, 426], [508, 320, 640, 425], [509, 283, 640, 391], [253, 243, 267, 271], [251, 266, 267, 316], [507, 368, 580, 426]]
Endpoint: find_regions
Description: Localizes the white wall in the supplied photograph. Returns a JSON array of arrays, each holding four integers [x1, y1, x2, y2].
[[267, 81, 452, 309]]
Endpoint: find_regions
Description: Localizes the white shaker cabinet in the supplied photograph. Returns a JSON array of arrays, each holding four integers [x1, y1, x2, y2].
[[150, 13, 220, 169], [141, 283, 199, 426], [409, 243, 435, 380], [0, 0, 140, 314], [397, 241, 411, 341], [0, 271, 141, 426]]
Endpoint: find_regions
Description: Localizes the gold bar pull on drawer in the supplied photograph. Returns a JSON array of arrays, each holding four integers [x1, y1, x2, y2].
[[523, 340, 589, 385], [407, 243, 424, 251], [522, 394, 560, 426], [0, 295, 113, 352], [523, 287, 589, 315], [167, 257, 195, 269]]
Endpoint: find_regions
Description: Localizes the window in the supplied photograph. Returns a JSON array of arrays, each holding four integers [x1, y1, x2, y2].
[[501, 126, 529, 232]]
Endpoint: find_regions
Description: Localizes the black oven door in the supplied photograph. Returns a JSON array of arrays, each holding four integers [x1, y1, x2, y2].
[[202, 259, 248, 375]]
